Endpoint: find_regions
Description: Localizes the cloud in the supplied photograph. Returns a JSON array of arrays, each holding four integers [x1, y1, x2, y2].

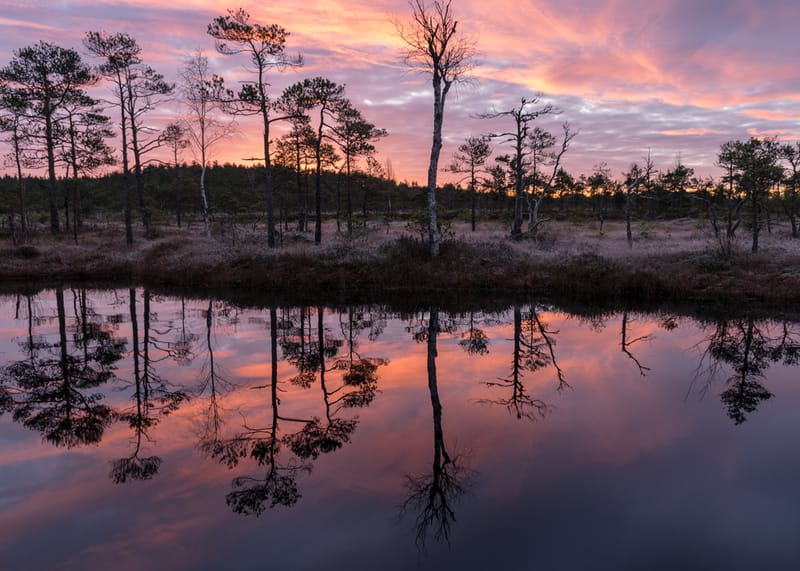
[[1, 0, 799, 182]]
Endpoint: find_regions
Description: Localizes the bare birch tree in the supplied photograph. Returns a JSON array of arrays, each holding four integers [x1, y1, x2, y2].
[[395, 0, 476, 256], [180, 51, 233, 238]]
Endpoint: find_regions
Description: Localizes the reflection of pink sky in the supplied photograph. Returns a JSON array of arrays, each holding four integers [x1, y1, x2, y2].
[[3, 293, 800, 567], [2, 1, 800, 184]]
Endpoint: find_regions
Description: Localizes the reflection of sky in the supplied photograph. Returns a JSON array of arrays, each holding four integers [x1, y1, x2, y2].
[[2, 1, 800, 183], [1, 292, 800, 569]]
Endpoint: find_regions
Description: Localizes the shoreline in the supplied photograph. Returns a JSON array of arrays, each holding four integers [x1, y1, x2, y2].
[[1, 220, 799, 317]]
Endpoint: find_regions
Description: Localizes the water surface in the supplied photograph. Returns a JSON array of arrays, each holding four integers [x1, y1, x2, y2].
[[1, 289, 799, 570]]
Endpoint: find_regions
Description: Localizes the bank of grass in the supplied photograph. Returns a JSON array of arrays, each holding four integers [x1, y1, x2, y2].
[[1, 219, 799, 313]]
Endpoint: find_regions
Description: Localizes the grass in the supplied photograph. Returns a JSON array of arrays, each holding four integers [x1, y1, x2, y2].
[[2, 218, 800, 315]]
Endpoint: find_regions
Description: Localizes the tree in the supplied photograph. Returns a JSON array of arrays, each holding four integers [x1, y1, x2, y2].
[[450, 135, 491, 231], [208, 8, 303, 248], [526, 123, 576, 236], [588, 162, 613, 234], [275, 116, 315, 231], [124, 62, 173, 235], [0, 42, 95, 235], [0, 85, 31, 243], [395, 0, 476, 256], [57, 93, 115, 243], [161, 122, 189, 227], [180, 51, 233, 238], [280, 77, 346, 244], [779, 142, 800, 238], [718, 138, 783, 253], [622, 151, 654, 248], [331, 102, 387, 234], [481, 96, 556, 239], [84, 32, 173, 242], [84, 31, 140, 245]]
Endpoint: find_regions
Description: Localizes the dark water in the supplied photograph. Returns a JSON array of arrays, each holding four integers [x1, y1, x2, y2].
[[1, 289, 799, 570]]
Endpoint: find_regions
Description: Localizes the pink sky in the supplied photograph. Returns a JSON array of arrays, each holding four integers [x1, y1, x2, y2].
[[2, 0, 799, 184]]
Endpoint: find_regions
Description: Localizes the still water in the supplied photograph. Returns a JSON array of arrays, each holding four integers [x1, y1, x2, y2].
[[1, 288, 799, 570]]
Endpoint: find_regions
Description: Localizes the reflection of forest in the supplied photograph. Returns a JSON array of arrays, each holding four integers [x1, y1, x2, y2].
[[3, 293, 800, 531]]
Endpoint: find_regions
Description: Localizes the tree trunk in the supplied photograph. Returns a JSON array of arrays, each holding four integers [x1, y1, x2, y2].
[[751, 194, 760, 253], [626, 187, 633, 249], [426, 77, 447, 257], [44, 105, 60, 235], [200, 163, 210, 238]]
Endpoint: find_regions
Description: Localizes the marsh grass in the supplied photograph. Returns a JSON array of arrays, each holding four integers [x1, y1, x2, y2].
[[3, 218, 800, 312]]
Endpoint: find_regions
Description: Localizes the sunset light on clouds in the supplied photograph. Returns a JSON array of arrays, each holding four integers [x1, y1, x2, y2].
[[2, 0, 799, 182]]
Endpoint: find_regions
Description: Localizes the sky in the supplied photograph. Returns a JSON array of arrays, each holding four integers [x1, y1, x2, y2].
[[1, 0, 799, 184]]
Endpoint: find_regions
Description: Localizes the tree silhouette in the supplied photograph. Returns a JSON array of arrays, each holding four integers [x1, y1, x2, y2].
[[0, 42, 95, 234], [207, 8, 303, 248]]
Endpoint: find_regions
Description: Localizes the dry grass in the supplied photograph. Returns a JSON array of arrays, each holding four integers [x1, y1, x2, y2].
[[3, 218, 800, 314]]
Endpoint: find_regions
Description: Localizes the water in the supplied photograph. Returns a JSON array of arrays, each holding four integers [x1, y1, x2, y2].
[[1, 288, 799, 570]]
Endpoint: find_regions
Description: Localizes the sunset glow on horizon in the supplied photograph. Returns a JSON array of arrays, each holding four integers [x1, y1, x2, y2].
[[2, 0, 799, 184]]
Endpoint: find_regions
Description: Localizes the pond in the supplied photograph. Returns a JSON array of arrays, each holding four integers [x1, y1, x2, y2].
[[1, 288, 799, 570]]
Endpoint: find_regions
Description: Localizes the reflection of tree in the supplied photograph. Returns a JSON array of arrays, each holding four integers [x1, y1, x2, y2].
[[206, 305, 386, 515], [478, 305, 566, 420], [402, 307, 471, 548], [693, 318, 800, 424], [0, 288, 123, 447], [286, 306, 386, 459], [458, 310, 490, 356], [620, 311, 651, 376], [280, 306, 317, 388], [196, 300, 235, 444], [204, 307, 310, 515], [111, 289, 188, 483], [169, 297, 199, 366]]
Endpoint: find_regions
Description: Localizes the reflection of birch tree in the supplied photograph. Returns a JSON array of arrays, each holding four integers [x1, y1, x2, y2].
[[1, 288, 123, 448], [194, 299, 234, 449], [402, 307, 471, 548], [478, 305, 566, 420]]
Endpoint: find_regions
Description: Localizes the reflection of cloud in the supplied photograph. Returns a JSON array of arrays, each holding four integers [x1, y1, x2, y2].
[[1, 0, 800, 181]]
